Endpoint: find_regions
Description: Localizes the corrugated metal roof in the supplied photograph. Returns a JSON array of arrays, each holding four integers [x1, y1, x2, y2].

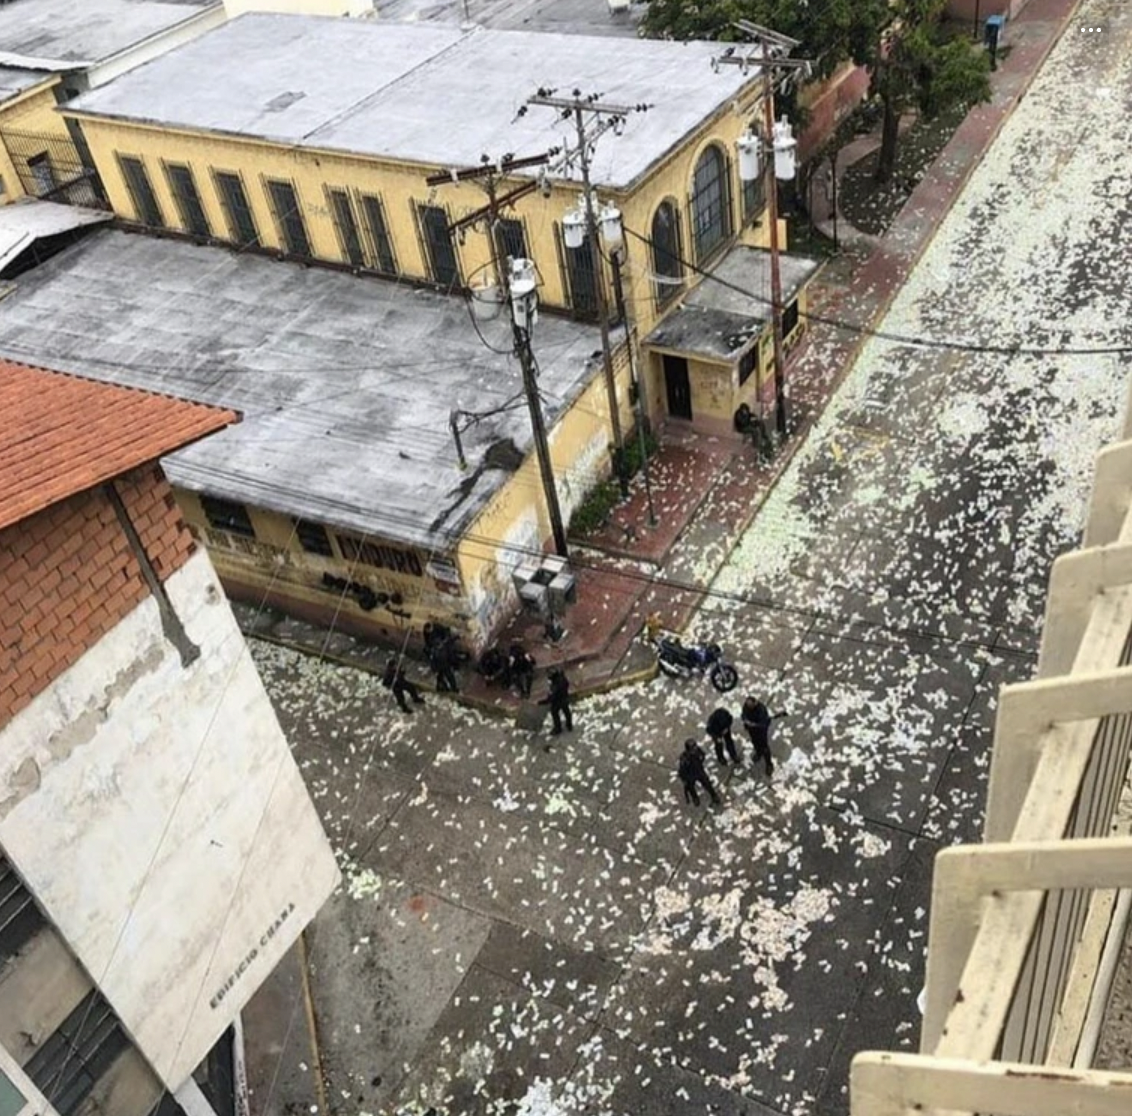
[[0, 360, 236, 531], [0, 198, 111, 274]]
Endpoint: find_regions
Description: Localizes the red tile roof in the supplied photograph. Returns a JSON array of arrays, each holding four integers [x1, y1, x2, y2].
[[0, 360, 237, 531]]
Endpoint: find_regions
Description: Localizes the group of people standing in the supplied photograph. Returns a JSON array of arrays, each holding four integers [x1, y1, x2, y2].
[[678, 696, 783, 807]]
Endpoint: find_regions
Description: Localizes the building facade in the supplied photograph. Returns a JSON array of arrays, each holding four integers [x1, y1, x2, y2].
[[0, 13, 820, 652], [0, 362, 340, 1116]]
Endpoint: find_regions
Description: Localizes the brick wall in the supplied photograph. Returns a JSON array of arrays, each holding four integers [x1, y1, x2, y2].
[[0, 465, 195, 724]]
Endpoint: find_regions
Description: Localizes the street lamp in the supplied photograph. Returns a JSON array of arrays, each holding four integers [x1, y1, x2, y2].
[[736, 115, 797, 439]]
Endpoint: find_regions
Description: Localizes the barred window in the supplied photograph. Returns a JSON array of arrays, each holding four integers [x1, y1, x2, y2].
[[213, 171, 259, 247], [651, 201, 683, 307], [294, 518, 334, 557], [416, 203, 460, 288], [497, 217, 526, 262], [117, 154, 164, 228], [264, 178, 312, 258], [358, 194, 397, 274], [327, 188, 365, 267], [200, 496, 255, 539], [164, 162, 210, 238], [690, 145, 731, 260], [560, 226, 598, 320]]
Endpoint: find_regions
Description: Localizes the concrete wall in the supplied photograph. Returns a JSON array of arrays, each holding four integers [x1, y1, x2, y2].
[[945, 0, 1021, 26], [0, 532, 339, 1089]]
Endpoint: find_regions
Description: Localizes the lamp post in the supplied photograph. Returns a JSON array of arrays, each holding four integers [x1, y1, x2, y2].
[[563, 194, 657, 526], [736, 113, 797, 439]]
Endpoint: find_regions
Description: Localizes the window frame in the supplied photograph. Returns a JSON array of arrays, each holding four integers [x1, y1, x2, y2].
[[211, 169, 260, 248], [263, 176, 312, 259], [163, 160, 210, 238], [357, 192, 398, 275], [556, 222, 599, 321], [690, 143, 733, 262], [325, 186, 365, 268], [414, 201, 461, 289], [200, 496, 256, 539], [116, 153, 164, 228], [294, 517, 334, 557], [650, 199, 684, 309], [496, 216, 527, 264]]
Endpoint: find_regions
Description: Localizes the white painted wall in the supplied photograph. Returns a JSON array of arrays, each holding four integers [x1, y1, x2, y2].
[[0, 550, 340, 1090], [223, 0, 374, 18]]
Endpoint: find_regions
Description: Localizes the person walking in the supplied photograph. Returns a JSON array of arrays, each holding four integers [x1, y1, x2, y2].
[[543, 666, 573, 735], [383, 659, 425, 714], [431, 635, 459, 693], [508, 642, 535, 699], [741, 696, 783, 777], [706, 706, 741, 767], [678, 739, 720, 807]]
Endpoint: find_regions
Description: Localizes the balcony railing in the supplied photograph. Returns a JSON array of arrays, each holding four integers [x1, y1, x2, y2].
[[852, 384, 1132, 1112]]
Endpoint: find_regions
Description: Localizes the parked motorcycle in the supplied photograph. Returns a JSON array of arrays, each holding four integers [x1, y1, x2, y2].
[[646, 626, 739, 692]]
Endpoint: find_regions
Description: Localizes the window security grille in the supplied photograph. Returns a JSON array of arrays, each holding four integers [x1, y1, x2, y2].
[[416, 203, 460, 288], [358, 194, 397, 274], [327, 188, 365, 267], [497, 217, 526, 264], [164, 162, 210, 238], [561, 227, 598, 320], [651, 201, 683, 308], [117, 155, 164, 228], [690, 145, 732, 260], [738, 345, 758, 386], [0, 854, 45, 964], [213, 171, 259, 247], [25, 990, 130, 1116], [200, 496, 256, 539], [294, 518, 334, 557], [264, 178, 312, 258]]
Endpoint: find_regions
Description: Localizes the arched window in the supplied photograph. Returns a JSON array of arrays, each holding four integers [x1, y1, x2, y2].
[[690, 145, 732, 260], [651, 201, 683, 307]]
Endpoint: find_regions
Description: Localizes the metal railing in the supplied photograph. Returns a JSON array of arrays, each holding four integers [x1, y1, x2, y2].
[[0, 128, 106, 208], [851, 383, 1132, 1112]]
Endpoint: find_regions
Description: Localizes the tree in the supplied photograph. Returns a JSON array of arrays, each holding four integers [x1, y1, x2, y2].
[[641, 0, 990, 184], [871, 0, 991, 183]]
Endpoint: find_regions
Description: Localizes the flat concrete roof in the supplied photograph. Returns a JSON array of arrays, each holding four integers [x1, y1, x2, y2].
[[70, 13, 755, 189], [0, 230, 602, 549], [377, 0, 645, 38], [644, 245, 820, 361], [0, 0, 219, 68]]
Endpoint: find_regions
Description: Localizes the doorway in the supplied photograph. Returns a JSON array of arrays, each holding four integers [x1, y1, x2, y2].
[[663, 354, 692, 420]]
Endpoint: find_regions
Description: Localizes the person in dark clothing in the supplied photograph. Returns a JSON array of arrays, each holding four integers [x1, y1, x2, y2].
[[431, 637, 459, 693], [741, 696, 779, 777], [383, 659, 425, 713], [423, 621, 452, 655], [706, 707, 741, 767], [508, 643, 535, 698], [678, 739, 720, 807], [543, 667, 573, 735]]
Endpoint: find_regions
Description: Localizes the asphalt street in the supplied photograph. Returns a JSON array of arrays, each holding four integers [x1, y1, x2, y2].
[[247, 3, 1132, 1114]]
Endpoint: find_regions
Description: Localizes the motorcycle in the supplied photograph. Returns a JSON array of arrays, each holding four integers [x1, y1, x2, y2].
[[646, 626, 739, 692]]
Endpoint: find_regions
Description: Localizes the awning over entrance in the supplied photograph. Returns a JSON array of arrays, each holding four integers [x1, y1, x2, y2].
[[644, 244, 820, 362]]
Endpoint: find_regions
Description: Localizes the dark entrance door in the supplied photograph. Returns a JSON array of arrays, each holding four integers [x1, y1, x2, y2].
[[663, 354, 692, 419]]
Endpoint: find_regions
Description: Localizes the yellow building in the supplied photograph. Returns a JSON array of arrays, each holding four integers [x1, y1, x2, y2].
[[0, 0, 230, 206], [0, 13, 818, 650]]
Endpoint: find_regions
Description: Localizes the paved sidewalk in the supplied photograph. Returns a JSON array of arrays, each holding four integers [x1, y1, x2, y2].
[[242, 0, 1083, 718]]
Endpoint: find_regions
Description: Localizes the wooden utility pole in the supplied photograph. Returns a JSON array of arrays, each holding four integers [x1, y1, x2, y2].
[[526, 91, 648, 497], [717, 22, 809, 440], [426, 154, 569, 557]]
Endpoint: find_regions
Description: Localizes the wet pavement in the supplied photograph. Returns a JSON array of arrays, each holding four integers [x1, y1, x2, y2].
[[240, 1, 1132, 1114]]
